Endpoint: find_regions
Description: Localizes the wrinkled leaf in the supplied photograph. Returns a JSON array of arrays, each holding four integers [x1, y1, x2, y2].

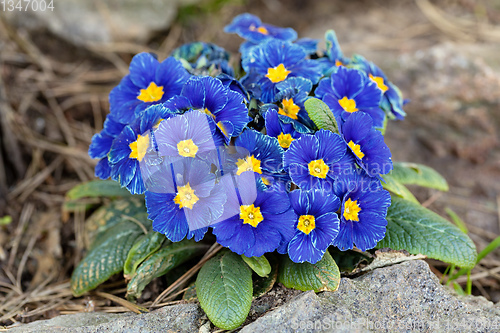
[[278, 251, 340, 292], [382, 174, 419, 204], [85, 197, 148, 249], [390, 162, 448, 191], [377, 196, 477, 269], [196, 251, 252, 330], [183, 283, 197, 301], [123, 232, 166, 279], [241, 254, 271, 277], [253, 261, 278, 299], [304, 97, 339, 134], [71, 220, 143, 297], [66, 180, 133, 200], [126, 240, 208, 301]]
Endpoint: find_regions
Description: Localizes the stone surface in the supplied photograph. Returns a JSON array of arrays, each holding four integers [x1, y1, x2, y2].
[[9, 260, 500, 332], [8, 303, 202, 333], [242, 260, 500, 333], [4, 0, 201, 45]]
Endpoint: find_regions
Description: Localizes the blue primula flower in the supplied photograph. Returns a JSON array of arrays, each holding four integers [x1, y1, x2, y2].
[[88, 115, 125, 179], [108, 105, 172, 194], [350, 54, 406, 120], [241, 39, 322, 103], [264, 109, 303, 150], [317, 30, 350, 76], [315, 66, 384, 129], [271, 77, 316, 129], [342, 112, 393, 177], [212, 177, 296, 257], [145, 158, 226, 242], [286, 189, 340, 264], [163, 76, 250, 144], [224, 13, 297, 45], [284, 129, 355, 190], [109, 53, 190, 124], [155, 111, 217, 161], [333, 169, 391, 252], [234, 129, 284, 176]]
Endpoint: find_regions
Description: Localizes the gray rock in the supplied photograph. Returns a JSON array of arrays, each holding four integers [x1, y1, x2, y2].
[[9, 261, 500, 332], [4, 0, 201, 45], [8, 303, 202, 333], [242, 260, 500, 333]]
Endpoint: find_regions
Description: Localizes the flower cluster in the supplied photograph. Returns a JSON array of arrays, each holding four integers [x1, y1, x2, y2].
[[89, 13, 404, 264]]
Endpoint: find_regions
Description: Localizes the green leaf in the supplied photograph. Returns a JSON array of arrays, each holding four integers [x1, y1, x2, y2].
[[84, 197, 148, 249], [253, 261, 278, 299], [304, 97, 339, 133], [123, 232, 166, 279], [196, 251, 253, 330], [390, 162, 449, 191], [278, 251, 340, 292], [382, 174, 419, 204], [126, 240, 208, 301], [377, 196, 477, 269], [71, 220, 144, 297], [241, 254, 271, 277], [66, 180, 133, 200]]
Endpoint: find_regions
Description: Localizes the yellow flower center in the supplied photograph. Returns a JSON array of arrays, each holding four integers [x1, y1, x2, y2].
[[369, 74, 389, 93], [347, 140, 365, 159], [277, 132, 294, 149], [308, 159, 329, 179], [129, 133, 150, 162], [173, 183, 199, 210], [297, 215, 316, 235], [137, 82, 164, 103], [338, 96, 358, 113], [249, 24, 269, 35], [240, 204, 264, 227], [236, 155, 262, 175], [177, 139, 199, 158], [265, 64, 291, 83], [278, 98, 300, 120], [335, 59, 345, 67], [261, 176, 272, 186], [343, 198, 361, 221]]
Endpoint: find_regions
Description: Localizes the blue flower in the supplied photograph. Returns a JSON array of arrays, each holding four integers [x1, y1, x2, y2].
[[224, 13, 297, 45], [145, 158, 226, 242], [272, 77, 316, 129], [341, 112, 393, 177], [109, 53, 190, 124], [286, 189, 340, 264], [314, 66, 384, 128], [332, 170, 391, 252], [155, 111, 217, 161], [163, 76, 250, 144], [212, 178, 296, 257], [108, 105, 172, 194], [350, 54, 406, 120], [284, 129, 355, 190], [295, 38, 318, 55], [234, 129, 284, 176], [88, 115, 125, 179], [241, 39, 322, 103], [264, 109, 302, 149], [316, 30, 350, 76]]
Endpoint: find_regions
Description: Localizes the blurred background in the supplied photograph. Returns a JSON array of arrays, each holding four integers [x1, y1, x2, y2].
[[1, 0, 500, 326]]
